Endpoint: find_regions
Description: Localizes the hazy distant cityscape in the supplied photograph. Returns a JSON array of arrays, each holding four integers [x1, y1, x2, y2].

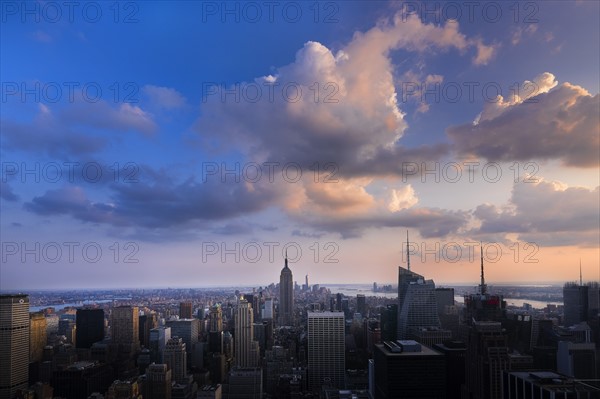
[[2, 252, 600, 398]]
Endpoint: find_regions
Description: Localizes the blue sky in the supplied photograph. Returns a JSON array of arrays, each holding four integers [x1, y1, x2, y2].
[[1, 1, 599, 290]]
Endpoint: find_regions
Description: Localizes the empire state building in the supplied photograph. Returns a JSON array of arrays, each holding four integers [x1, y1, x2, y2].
[[279, 253, 294, 326]]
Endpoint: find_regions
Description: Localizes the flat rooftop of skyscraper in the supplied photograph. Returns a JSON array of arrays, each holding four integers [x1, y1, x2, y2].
[[507, 371, 600, 390], [377, 341, 442, 357], [308, 311, 344, 316]]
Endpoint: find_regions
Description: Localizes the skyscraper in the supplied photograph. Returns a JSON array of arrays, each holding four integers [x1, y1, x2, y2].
[[149, 326, 171, 363], [139, 313, 158, 348], [279, 254, 294, 326], [463, 246, 506, 324], [307, 311, 345, 392], [503, 371, 600, 398], [164, 337, 187, 383], [262, 299, 274, 320], [235, 298, 260, 368], [0, 294, 29, 399], [145, 363, 172, 399], [356, 294, 366, 317], [165, 318, 199, 367], [76, 308, 104, 349], [209, 305, 223, 333], [397, 266, 441, 339], [179, 302, 193, 319], [397, 232, 441, 339], [373, 340, 445, 399], [465, 321, 510, 399], [208, 305, 224, 355], [110, 306, 139, 350], [29, 312, 47, 363], [563, 266, 599, 328]]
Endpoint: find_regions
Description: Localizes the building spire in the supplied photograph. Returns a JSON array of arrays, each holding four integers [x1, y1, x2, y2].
[[406, 230, 410, 272], [480, 243, 487, 295], [285, 249, 288, 269], [580, 259, 583, 286]]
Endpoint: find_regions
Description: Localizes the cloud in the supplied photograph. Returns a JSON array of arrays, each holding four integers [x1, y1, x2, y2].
[[473, 39, 498, 65], [23, 186, 120, 224], [143, 85, 186, 109], [448, 73, 600, 167], [1, 104, 108, 157], [61, 102, 157, 136], [388, 185, 418, 212], [511, 25, 538, 45], [22, 174, 286, 231], [0, 181, 19, 201], [472, 180, 600, 246], [301, 207, 470, 239], [195, 13, 494, 180], [15, 13, 496, 241], [1, 98, 157, 158]]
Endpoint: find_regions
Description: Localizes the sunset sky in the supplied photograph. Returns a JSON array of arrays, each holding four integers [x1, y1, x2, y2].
[[1, 1, 599, 290]]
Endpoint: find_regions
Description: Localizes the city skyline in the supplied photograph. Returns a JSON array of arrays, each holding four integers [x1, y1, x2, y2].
[[1, 1, 599, 291]]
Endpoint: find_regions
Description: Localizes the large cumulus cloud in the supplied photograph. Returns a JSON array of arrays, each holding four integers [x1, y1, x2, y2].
[[449, 73, 600, 167]]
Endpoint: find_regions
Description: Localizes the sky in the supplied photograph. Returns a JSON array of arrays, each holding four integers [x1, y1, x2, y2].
[[1, 0, 599, 290]]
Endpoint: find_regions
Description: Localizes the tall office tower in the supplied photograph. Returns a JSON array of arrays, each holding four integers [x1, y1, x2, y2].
[[373, 340, 445, 399], [29, 312, 47, 363], [307, 311, 345, 392], [435, 287, 455, 314], [336, 293, 342, 312], [179, 302, 193, 320], [110, 306, 139, 350], [226, 368, 263, 399], [563, 280, 599, 330], [209, 305, 224, 355], [305, 274, 309, 291], [45, 314, 59, 335], [563, 282, 589, 327], [397, 233, 440, 339], [557, 341, 597, 379], [235, 299, 260, 368], [145, 363, 172, 399], [436, 287, 460, 338], [396, 267, 441, 339], [380, 304, 398, 342], [76, 308, 104, 349], [433, 341, 467, 399], [149, 326, 171, 363], [165, 319, 199, 368], [209, 305, 223, 333], [52, 361, 113, 398], [262, 299, 274, 320], [463, 246, 506, 325], [502, 371, 600, 398], [139, 313, 158, 348], [0, 294, 29, 399], [465, 321, 510, 399], [245, 294, 260, 322], [356, 294, 366, 317], [279, 254, 294, 326], [164, 337, 187, 383]]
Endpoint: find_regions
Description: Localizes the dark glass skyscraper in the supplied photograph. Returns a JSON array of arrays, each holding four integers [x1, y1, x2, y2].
[[76, 308, 105, 349], [397, 266, 441, 339]]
